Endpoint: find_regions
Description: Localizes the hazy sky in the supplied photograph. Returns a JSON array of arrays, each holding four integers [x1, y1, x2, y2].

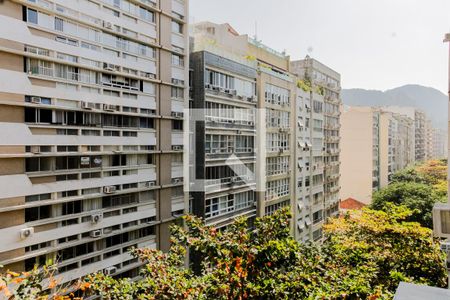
[[190, 0, 450, 93]]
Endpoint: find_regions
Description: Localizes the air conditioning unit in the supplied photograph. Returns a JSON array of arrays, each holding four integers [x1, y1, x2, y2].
[[230, 90, 237, 96], [30, 146, 40, 154], [103, 63, 116, 71], [104, 266, 117, 276], [90, 230, 102, 238], [91, 214, 103, 224], [81, 101, 94, 110], [172, 178, 181, 184], [20, 227, 34, 239], [103, 21, 113, 29], [145, 181, 156, 187], [172, 145, 182, 151], [103, 104, 117, 112], [171, 112, 183, 118], [232, 177, 240, 183], [31, 96, 41, 104], [205, 83, 211, 89], [104, 186, 117, 194]]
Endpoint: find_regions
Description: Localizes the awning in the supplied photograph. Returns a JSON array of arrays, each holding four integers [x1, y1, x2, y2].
[[305, 217, 312, 226]]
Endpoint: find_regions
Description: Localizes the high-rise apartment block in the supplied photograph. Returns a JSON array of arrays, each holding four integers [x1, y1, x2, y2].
[[190, 22, 341, 242], [340, 107, 415, 204], [291, 58, 341, 220], [189, 23, 257, 228], [0, 0, 188, 283], [382, 106, 427, 162]]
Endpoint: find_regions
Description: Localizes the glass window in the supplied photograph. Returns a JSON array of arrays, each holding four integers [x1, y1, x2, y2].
[[27, 8, 38, 24], [171, 21, 182, 34]]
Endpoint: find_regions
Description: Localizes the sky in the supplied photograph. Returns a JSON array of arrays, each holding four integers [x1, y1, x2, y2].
[[189, 0, 450, 94]]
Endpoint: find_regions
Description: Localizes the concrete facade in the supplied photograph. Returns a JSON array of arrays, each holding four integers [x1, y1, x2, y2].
[[340, 107, 415, 204], [0, 0, 188, 283], [190, 22, 340, 243]]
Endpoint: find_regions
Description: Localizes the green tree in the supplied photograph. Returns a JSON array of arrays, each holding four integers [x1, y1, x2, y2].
[[390, 167, 429, 184], [1, 207, 447, 299], [324, 204, 447, 294], [370, 182, 446, 228]]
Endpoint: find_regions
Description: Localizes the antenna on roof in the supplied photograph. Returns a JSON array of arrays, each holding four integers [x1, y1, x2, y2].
[[254, 21, 258, 40]]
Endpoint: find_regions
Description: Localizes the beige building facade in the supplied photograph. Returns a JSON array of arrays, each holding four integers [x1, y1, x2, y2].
[[340, 107, 414, 204], [0, 0, 188, 283]]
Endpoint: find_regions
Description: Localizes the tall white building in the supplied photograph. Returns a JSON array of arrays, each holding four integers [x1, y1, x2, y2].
[[291, 58, 341, 221], [0, 0, 188, 284]]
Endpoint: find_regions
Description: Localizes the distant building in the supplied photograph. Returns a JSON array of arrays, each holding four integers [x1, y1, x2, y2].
[[382, 106, 427, 162], [340, 107, 414, 204]]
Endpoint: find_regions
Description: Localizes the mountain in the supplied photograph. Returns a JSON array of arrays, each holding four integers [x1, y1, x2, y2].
[[342, 85, 448, 130]]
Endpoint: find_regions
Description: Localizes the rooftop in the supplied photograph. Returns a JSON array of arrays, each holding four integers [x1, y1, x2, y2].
[[340, 198, 366, 210]]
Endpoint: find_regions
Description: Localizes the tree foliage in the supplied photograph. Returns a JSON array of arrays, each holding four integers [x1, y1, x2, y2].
[[371, 159, 447, 228], [2, 206, 445, 300], [371, 182, 444, 228]]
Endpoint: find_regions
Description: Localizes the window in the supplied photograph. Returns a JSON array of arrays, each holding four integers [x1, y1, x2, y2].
[[266, 156, 289, 176], [171, 54, 184, 67], [62, 200, 83, 215], [265, 84, 290, 106], [171, 87, 184, 99], [139, 6, 155, 22], [27, 8, 38, 24], [55, 17, 64, 31], [25, 205, 51, 222], [25, 193, 51, 203], [171, 21, 182, 34], [25, 157, 52, 172], [265, 200, 289, 215], [266, 133, 289, 152], [265, 178, 290, 201], [172, 120, 183, 130]]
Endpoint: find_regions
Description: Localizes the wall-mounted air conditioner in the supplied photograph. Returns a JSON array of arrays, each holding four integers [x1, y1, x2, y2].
[[104, 186, 117, 194], [90, 230, 102, 238], [104, 266, 117, 276], [20, 227, 34, 239], [103, 104, 117, 112], [103, 21, 113, 29], [91, 213, 103, 224], [31, 96, 41, 104]]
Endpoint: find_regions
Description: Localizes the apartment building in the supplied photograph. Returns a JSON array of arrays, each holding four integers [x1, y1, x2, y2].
[[189, 23, 257, 228], [291, 57, 341, 219], [0, 0, 188, 284], [382, 106, 427, 162], [294, 87, 325, 242], [189, 22, 296, 227], [189, 22, 340, 243], [432, 128, 448, 159], [340, 107, 414, 204], [425, 119, 434, 160], [246, 38, 297, 219]]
